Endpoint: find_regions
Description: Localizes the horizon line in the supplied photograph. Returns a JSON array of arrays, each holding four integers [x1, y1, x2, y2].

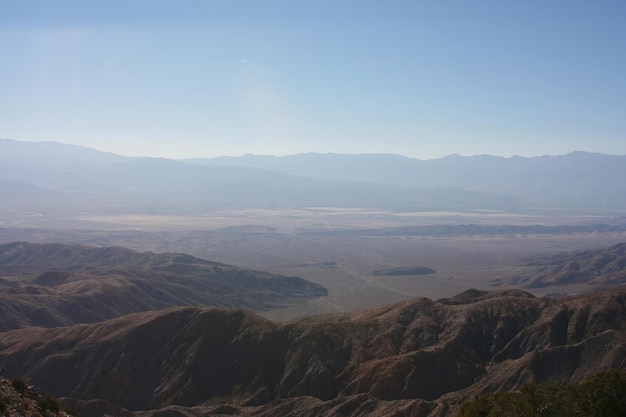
[[1, 137, 625, 161]]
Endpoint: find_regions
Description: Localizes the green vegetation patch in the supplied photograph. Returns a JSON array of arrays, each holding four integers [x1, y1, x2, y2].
[[458, 369, 626, 417]]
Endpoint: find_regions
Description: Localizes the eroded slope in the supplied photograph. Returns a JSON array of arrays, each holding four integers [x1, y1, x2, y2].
[[0, 288, 624, 416]]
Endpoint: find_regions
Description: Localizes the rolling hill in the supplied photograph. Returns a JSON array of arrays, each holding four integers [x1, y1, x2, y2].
[[519, 242, 626, 288], [0, 242, 328, 331]]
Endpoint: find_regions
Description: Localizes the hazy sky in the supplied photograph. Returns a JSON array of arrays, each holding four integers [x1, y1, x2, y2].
[[1, 1, 625, 159]]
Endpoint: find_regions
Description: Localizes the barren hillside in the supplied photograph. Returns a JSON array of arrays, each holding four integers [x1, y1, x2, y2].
[[0, 242, 327, 330], [1, 288, 624, 417]]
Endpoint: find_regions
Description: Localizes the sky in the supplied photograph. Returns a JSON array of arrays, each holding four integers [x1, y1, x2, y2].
[[1, 0, 625, 160]]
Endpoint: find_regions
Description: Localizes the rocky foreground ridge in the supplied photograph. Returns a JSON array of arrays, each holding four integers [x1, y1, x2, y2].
[[0, 375, 72, 417], [1, 287, 625, 417]]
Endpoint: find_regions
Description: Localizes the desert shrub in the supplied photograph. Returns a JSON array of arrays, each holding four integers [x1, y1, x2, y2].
[[37, 393, 59, 412], [457, 369, 626, 417], [0, 396, 7, 412], [12, 378, 27, 394], [580, 369, 626, 417], [63, 405, 78, 416], [457, 391, 533, 417]]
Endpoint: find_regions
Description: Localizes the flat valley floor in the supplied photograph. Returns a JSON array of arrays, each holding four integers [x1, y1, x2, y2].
[[2, 207, 625, 320]]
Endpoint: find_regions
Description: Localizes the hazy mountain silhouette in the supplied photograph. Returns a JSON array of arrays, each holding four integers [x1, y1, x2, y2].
[[2, 138, 625, 211], [0, 178, 70, 205], [1, 287, 624, 417], [0, 242, 328, 331], [190, 151, 626, 209]]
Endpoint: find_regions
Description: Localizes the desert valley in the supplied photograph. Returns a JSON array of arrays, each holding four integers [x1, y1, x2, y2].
[[0, 138, 625, 416]]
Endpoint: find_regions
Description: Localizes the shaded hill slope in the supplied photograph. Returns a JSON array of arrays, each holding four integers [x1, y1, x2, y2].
[[0, 242, 327, 331], [1, 288, 625, 416]]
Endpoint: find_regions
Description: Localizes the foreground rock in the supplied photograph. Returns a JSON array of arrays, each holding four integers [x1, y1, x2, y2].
[[0, 375, 72, 417]]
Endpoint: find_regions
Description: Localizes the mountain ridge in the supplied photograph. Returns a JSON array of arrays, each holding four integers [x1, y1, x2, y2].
[[2, 138, 626, 211], [1, 287, 624, 416]]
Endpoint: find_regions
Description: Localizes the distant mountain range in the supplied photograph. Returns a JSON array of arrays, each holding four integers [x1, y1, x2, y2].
[[1, 138, 625, 211], [0, 242, 327, 331], [187, 150, 626, 209], [1, 287, 624, 417]]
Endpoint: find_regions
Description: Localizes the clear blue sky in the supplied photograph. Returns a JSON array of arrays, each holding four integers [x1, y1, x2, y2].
[[1, 0, 625, 159]]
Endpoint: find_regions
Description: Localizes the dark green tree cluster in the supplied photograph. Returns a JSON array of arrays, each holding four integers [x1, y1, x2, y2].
[[457, 369, 626, 417]]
